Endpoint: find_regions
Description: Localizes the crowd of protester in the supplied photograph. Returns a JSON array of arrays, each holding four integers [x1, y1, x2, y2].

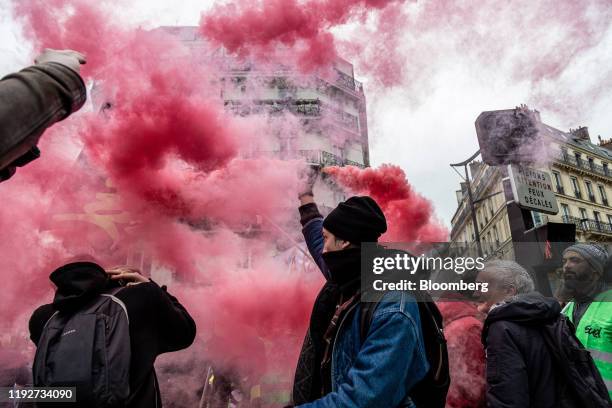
[[1, 50, 611, 408]]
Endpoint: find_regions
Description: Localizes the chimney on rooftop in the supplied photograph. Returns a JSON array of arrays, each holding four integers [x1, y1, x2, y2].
[[598, 135, 612, 152], [570, 126, 590, 141]]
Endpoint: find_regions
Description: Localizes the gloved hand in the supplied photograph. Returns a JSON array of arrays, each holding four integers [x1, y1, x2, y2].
[[35, 48, 87, 73], [298, 164, 321, 200]]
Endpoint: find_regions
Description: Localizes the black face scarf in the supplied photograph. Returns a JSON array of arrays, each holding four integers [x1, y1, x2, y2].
[[321, 247, 362, 290], [292, 247, 362, 404]]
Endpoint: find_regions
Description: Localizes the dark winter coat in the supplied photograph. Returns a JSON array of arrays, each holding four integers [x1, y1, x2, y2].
[[0, 61, 86, 180], [29, 263, 196, 408], [481, 292, 562, 408]]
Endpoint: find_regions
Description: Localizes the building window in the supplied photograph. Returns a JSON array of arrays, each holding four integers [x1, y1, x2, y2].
[[571, 177, 581, 199], [532, 211, 543, 226], [585, 180, 596, 202], [604, 163, 609, 176], [598, 185, 608, 206], [579, 208, 588, 229], [561, 204, 570, 219], [575, 152, 583, 167], [594, 211, 602, 231], [553, 171, 564, 194], [608, 215, 612, 230], [588, 157, 595, 171]]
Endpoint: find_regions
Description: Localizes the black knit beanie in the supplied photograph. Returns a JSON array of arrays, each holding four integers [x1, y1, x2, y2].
[[323, 196, 387, 243]]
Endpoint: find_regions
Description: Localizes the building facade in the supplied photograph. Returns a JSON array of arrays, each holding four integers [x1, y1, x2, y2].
[[451, 109, 612, 261], [160, 26, 369, 213]]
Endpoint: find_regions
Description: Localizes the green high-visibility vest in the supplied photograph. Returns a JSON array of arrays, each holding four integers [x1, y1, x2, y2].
[[563, 289, 612, 398]]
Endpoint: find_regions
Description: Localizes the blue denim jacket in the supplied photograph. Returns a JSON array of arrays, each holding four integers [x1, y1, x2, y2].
[[297, 218, 429, 408]]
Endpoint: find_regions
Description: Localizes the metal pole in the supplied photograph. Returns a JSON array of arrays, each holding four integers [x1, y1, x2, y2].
[[464, 164, 484, 257], [451, 150, 484, 258]]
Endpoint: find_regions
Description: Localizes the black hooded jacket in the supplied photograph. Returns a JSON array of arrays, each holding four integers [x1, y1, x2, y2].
[[29, 262, 196, 408], [481, 292, 562, 408]]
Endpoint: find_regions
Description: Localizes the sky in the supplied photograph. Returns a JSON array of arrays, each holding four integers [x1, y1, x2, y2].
[[1, 0, 611, 227]]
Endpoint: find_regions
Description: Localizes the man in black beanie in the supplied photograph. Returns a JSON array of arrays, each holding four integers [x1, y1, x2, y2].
[[289, 191, 429, 408]]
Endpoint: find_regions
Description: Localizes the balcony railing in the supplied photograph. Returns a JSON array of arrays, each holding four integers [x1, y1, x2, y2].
[[561, 215, 612, 234], [297, 149, 322, 165], [344, 159, 365, 168], [297, 150, 366, 168], [556, 153, 611, 178], [321, 150, 344, 166], [334, 69, 364, 94], [292, 100, 321, 116], [291, 100, 360, 133], [576, 157, 584, 167], [336, 70, 356, 91]]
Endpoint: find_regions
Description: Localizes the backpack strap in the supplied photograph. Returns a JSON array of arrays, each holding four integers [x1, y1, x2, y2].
[[359, 291, 387, 344], [41, 311, 60, 331], [100, 287, 129, 325], [419, 301, 447, 381]]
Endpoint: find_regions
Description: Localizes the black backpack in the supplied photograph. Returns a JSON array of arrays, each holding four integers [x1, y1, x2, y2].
[[540, 314, 611, 408], [33, 288, 131, 407], [360, 292, 450, 408]]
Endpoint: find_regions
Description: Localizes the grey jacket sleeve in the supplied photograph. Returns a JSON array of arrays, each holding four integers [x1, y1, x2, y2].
[[0, 62, 86, 175]]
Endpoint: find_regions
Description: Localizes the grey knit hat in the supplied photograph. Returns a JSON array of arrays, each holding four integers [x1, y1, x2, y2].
[[563, 243, 609, 275]]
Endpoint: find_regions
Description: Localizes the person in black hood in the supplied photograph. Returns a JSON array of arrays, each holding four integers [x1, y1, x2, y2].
[[289, 192, 429, 408], [477, 260, 562, 408], [29, 260, 196, 408]]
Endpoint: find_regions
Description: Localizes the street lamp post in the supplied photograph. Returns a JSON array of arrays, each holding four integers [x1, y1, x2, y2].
[[451, 150, 484, 258]]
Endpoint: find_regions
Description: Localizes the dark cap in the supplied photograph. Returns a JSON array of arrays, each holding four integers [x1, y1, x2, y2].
[[323, 196, 387, 243]]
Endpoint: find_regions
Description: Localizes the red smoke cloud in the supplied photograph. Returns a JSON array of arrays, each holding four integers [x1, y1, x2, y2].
[[4, 1, 322, 402], [337, 2, 408, 88], [2, 0, 498, 404], [13, 0, 119, 72], [348, 0, 612, 113], [325, 164, 448, 242], [200, 0, 405, 71]]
